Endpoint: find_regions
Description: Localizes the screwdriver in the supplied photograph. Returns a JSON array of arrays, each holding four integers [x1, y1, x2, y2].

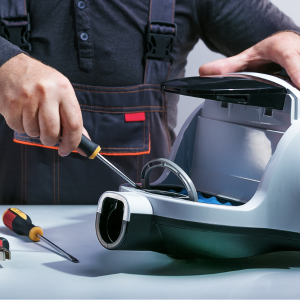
[[2, 208, 78, 263], [0, 237, 11, 261], [78, 134, 140, 189], [78, 135, 186, 198]]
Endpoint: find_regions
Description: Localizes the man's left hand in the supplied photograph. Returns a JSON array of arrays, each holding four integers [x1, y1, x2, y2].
[[199, 31, 300, 89]]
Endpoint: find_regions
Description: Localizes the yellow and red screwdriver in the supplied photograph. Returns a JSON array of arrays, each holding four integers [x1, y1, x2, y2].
[[3, 208, 78, 263], [1, 136, 137, 264]]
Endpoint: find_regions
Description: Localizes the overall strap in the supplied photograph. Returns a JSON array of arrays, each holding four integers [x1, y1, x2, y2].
[[144, 0, 177, 84], [0, 0, 31, 51]]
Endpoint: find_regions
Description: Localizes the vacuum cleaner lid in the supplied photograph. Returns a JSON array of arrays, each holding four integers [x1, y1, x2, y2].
[[161, 75, 287, 110]]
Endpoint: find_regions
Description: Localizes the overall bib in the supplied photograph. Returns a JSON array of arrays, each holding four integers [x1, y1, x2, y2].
[[0, 0, 178, 204]]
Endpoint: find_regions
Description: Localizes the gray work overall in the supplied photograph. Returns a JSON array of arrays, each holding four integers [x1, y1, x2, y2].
[[0, 0, 177, 204]]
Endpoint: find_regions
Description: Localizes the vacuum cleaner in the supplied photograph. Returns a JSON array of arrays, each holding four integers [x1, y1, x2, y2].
[[95, 72, 300, 259]]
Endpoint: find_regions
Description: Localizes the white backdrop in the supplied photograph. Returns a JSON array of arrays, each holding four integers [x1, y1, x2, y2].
[[174, 0, 300, 134]]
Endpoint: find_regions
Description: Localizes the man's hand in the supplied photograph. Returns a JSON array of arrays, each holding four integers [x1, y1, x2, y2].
[[0, 53, 83, 156], [199, 31, 300, 89]]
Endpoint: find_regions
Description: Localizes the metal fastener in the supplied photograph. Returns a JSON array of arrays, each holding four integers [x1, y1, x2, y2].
[[80, 32, 89, 41], [78, 1, 86, 9]]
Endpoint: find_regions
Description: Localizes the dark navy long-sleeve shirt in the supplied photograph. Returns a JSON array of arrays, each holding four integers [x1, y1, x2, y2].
[[1, 0, 299, 85], [0, 0, 299, 133]]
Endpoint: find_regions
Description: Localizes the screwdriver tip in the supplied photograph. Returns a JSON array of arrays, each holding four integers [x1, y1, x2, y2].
[[72, 258, 79, 263], [66, 253, 79, 263]]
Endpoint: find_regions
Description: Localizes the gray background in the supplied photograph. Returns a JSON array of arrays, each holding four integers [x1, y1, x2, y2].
[[174, 0, 300, 135]]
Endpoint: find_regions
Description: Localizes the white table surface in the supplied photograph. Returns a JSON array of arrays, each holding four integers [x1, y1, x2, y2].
[[1, 205, 300, 299]]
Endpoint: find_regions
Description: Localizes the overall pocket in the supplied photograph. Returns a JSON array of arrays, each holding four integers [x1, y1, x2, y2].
[[14, 83, 165, 156]]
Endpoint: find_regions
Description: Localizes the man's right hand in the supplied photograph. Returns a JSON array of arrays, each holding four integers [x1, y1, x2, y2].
[[0, 53, 83, 157]]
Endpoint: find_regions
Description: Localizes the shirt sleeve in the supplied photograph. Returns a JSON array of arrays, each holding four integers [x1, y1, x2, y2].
[[0, 36, 25, 67], [193, 0, 300, 56]]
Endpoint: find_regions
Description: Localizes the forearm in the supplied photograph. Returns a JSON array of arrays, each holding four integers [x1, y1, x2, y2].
[[0, 36, 24, 67]]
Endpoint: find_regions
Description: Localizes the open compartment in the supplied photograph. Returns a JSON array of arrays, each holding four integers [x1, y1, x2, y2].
[[98, 73, 300, 259], [158, 74, 292, 205]]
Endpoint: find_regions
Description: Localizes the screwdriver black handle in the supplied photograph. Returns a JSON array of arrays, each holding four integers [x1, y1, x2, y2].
[[2, 208, 43, 242], [78, 134, 101, 159]]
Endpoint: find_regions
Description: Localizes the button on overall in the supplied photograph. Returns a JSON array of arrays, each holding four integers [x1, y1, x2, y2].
[[80, 32, 88, 41], [78, 1, 86, 9]]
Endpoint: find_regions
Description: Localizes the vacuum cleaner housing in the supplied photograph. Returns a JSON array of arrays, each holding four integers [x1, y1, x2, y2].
[[95, 72, 300, 259]]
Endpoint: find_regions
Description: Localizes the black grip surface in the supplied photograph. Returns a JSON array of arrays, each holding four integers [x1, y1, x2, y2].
[[78, 134, 100, 158], [12, 215, 35, 236]]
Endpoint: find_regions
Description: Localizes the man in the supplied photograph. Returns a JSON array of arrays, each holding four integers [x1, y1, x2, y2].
[[0, 0, 299, 204]]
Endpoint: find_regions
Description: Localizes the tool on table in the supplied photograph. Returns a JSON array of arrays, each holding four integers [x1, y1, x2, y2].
[[0, 237, 11, 261], [2, 208, 78, 263], [78, 134, 194, 199]]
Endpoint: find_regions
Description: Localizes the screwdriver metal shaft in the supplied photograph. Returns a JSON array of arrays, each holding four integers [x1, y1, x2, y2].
[[79, 134, 142, 189], [37, 234, 79, 263], [96, 153, 140, 189]]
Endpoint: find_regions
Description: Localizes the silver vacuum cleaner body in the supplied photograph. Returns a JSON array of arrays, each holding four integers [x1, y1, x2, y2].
[[95, 72, 300, 259]]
